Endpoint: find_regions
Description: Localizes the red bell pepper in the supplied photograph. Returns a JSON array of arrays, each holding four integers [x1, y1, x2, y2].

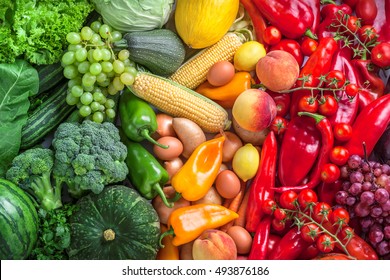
[[240, 0, 268, 44], [248, 216, 271, 260], [245, 131, 277, 233], [351, 59, 385, 98], [270, 39, 304, 67], [290, 37, 339, 117], [372, 0, 390, 43], [317, 3, 353, 39], [277, 116, 321, 187], [276, 112, 334, 193], [252, 0, 317, 40], [343, 94, 390, 157], [301, 0, 321, 35]]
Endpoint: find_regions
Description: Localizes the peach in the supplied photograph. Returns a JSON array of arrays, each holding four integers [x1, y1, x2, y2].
[[256, 50, 300, 92], [192, 229, 237, 260], [232, 89, 277, 132]]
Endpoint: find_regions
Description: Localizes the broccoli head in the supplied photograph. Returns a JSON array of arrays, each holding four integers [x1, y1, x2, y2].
[[51, 120, 128, 197], [6, 147, 62, 211]]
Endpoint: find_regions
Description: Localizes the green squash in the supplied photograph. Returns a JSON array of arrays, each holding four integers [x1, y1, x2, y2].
[[67, 185, 160, 260]]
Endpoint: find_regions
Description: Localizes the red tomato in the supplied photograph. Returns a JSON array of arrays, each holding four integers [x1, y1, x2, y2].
[[301, 223, 321, 243], [271, 218, 286, 232], [331, 207, 350, 226], [270, 116, 288, 135], [318, 95, 338, 116], [269, 91, 291, 117], [345, 83, 359, 97], [333, 123, 353, 142], [316, 234, 335, 253], [298, 95, 318, 113], [326, 70, 346, 89], [371, 42, 390, 68], [330, 146, 350, 166], [262, 198, 277, 215], [355, 0, 378, 25], [339, 226, 355, 240], [297, 189, 318, 209], [300, 38, 318, 57], [313, 202, 333, 223], [358, 25, 377, 42], [346, 16, 360, 33], [321, 163, 341, 183], [270, 39, 303, 67], [263, 26, 282, 45], [274, 208, 287, 221], [279, 190, 298, 210]]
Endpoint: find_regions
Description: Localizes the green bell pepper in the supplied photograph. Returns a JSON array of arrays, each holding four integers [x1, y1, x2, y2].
[[119, 89, 168, 148]]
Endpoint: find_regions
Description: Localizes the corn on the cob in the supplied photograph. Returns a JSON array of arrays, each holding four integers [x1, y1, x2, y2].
[[169, 32, 245, 90], [130, 72, 231, 133]]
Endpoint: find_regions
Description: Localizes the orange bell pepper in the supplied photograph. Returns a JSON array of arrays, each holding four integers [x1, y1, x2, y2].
[[195, 71, 252, 108], [171, 135, 225, 201], [156, 224, 180, 260], [160, 203, 239, 247]]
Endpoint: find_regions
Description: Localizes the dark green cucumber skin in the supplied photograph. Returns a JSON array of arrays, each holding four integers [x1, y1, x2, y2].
[[0, 179, 39, 260], [124, 29, 186, 77], [67, 185, 160, 260], [21, 82, 75, 149], [36, 62, 66, 95]]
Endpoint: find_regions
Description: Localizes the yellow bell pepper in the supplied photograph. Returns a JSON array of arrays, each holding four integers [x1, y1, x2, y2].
[[171, 135, 225, 201]]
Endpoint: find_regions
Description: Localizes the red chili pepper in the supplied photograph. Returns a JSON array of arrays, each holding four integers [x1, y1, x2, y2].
[[276, 112, 334, 193], [372, 0, 390, 43], [327, 44, 359, 126], [357, 89, 376, 111], [252, 0, 317, 40], [245, 131, 277, 233], [317, 179, 343, 206], [240, 0, 268, 44], [248, 216, 271, 260], [343, 94, 390, 157], [290, 37, 339, 117], [351, 59, 385, 98], [278, 116, 321, 187], [270, 39, 304, 67], [268, 227, 311, 260], [317, 3, 353, 39]]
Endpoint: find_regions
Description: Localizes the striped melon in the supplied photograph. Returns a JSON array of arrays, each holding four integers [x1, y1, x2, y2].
[[0, 178, 39, 260]]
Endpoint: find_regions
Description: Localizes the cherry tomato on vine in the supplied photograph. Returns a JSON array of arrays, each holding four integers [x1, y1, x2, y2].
[[371, 42, 390, 68], [318, 95, 338, 116], [300, 223, 321, 243], [316, 234, 335, 253], [331, 207, 350, 226], [262, 198, 277, 215], [339, 226, 355, 240], [358, 25, 377, 42], [270, 39, 303, 67], [346, 16, 360, 33], [326, 70, 346, 89], [274, 208, 287, 221], [321, 163, 341, 183], [263, 26, 282, 45], [298, 95, 318, 113], [333, 123, 353, 142], [279, 190, 298, 210], [298, 189, 318, 209], [269, 92, 291, 117], [272, 218, 286, 232], [330, 146, 350, 166], [270, 116, 288, 135], [345, 83, 359, 97], [313, 202, 333, 222], [300, 37, 318, 57]]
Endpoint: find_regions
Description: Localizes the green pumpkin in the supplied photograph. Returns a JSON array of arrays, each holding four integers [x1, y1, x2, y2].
[[67, 185, 160, 260]]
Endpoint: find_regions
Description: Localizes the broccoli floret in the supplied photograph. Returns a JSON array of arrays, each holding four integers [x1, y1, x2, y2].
[[6, 147, 62, 211], [52, 120, 128, 198]]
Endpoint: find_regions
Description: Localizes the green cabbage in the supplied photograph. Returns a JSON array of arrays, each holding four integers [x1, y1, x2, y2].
[[92, 0, 175, 32]]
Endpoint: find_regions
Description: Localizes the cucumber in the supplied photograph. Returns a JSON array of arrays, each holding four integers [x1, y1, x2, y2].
[[21, 82, 75, 149], [36, 62, 66, 95], [114, 29, 186, 77]]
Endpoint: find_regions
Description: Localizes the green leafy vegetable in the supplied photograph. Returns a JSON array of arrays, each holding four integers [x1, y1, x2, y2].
[[0, 60, 39, 176], [0, 0, 94, 65], [91, 0, 174, 32]]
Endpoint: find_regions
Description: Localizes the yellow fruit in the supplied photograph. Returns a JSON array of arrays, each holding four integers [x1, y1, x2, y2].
[[234, 41, 266, 71], [232, 143, 260, 182], [175, 0, 240, 49]]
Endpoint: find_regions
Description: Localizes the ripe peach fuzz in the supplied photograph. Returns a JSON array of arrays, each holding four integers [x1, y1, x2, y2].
[[256, 50, 300, 92], [232, 89, 277, 132], [192, 229, 237, 260]]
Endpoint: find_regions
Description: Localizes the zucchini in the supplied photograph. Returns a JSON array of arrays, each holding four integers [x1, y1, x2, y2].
[[21, 82, 75, 149], [36, 62, 66, 95], [113, 29, 186, 77]]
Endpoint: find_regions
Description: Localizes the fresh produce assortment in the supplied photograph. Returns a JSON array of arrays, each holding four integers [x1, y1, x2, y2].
[[1, 0, 390, 261]]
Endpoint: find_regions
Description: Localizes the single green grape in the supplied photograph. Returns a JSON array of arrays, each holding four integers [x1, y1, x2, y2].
[[107, 83, 118, 95], [90, 33, 102, 45], [92, 48, 103, 61], [89, 62, 102, 75], [78, 61, 91, 74], [113, 60, 125, 74], [80, 92, 93, 105], [79, 105, 92, 117], [96, 72, 107, 83], [75, 48, 88, 62], [82, 84, 95, 92], [80, 26, 94, 41], [90, 101, 101, 112], [68, 44, 83, 52], [97, 79, 111, 88], [92, 111, 104, 123], [82, 72, 96, 87], [104, 98, 116, 109], [66, 93, 79, 106], [90, 21, 102, 33], [119, 72, 135, 85], [61, 51, 76, 65], [63, 65, 79, 79], [101, 61, 113, 73], [106, 108, 116, 119], [124, 66, 138, 77], [68, 77, 82, 88], [112, 76, 125, 91], [66, 32, 82, 45], [93, 91, 104, 102], [110, 31, 123, 42], [101, 48, 112, 61], [118, 49, 130, 61], [71, 85, 84, 98], [99, 24, 111, 39], [87, 49, 97, 63]]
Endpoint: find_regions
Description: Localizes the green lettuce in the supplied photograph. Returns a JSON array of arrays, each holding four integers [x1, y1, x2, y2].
[[92, 0, 174, 32], [0, 0, 94, 65]]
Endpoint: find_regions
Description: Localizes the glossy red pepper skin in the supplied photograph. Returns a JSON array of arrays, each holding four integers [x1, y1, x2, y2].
[[248, 216, 271, 260], [252, 0, 316, 39], [270, 39, 304, 67], [373, 0, 390, 43], [317, 3, 353, 39], [245, 131, 277, 233], [351, 59, 385, 98], [278, 116, 321, 187], [268, 227, 311, 260], [301, 0, 321, 35], [327, 44, 359, 126], [343, 94, 390, 157], [276, 112, 334, 193], [317, 179, 343, 206], [358, 89, 376, 111], [240, 0, 267, 44]]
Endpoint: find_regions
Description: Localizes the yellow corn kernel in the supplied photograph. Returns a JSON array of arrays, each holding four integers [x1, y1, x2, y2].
[[169, 32, 244, 90], [131, 72, 231, 133]]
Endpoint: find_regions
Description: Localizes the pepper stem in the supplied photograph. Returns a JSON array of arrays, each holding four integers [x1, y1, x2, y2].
[[297, 111, 325, 124], [140, 129, 169, 149], [168, 191, 182, 203], [304, 28, 318, 40], [159, 227, 175, 248], [152, 183, 174, 208]]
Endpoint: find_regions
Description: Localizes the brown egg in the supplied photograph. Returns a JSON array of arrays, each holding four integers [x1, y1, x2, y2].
[[207, 61, 235, 87], [227, 226, 253, 255], [153, 136, 183, 161], [215, 169, 241, 199]]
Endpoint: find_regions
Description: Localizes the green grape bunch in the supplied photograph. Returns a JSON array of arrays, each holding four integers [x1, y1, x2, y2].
[[61, 21, 137, 123]]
